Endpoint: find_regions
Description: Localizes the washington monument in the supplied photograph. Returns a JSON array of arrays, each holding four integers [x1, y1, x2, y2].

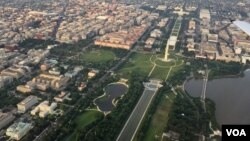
[[164, 42, 169, 61]]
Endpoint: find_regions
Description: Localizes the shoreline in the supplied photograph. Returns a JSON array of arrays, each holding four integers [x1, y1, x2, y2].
[[183, 70, 246, 88], [207, 67, 250, 80]]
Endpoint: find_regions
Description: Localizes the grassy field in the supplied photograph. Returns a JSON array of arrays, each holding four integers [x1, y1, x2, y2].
[[81, 49, 116, 63], [118, 52, 183, 80], [149, 54, 183, 80], [150, 67, 170, 80], [167, 59, 184, 78], [154, 59, 175, 67], [118, 53, 154, 77], [65, 110, 103, 141], [142, 92, 176, 141], [75, 110, 103, 129]]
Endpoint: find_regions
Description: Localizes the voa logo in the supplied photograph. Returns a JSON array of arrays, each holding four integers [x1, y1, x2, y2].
[[226, 129, 247, 136]]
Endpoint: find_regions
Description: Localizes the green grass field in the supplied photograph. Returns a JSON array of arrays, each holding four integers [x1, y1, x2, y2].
[[118, 52, 183, 80], [167, 58, 184, 76], [118, 53, 154, 77], [81, 49, 116, 63], [154, 59, 175, 67], [75, 110, 103, 129], [149, 54, 183, 80], [65, 110, 103, 141], [150, 67, 170, 80], [142, 92, 176, 141]]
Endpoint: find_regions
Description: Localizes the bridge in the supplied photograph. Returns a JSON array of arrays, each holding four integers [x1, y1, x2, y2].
[[201, 68, 209, 112]]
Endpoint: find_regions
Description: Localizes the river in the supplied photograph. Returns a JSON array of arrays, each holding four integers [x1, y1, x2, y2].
[[185, 70, 250, 125]]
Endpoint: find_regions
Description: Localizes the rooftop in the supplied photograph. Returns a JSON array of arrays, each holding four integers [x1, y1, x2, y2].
[[19, 95, 38, 105], [7, 122, 32, 133]]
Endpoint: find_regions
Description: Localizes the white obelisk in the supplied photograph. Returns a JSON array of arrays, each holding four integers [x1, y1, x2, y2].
[[164, 42, 169, 61]]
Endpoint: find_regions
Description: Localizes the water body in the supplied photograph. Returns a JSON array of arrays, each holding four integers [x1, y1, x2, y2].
[[185, 70, 250, 125], [95, 83, 128, 112]]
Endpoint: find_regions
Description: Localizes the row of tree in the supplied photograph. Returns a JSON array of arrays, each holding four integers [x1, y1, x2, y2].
[[165, 90, 202, 141]]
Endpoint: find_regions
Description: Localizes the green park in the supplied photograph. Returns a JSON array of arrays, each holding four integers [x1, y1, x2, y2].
[[65, 110, 103, 141], [137, 92, 176, 141], [80, 49, 116, 63], [118, 52, 184, 80]]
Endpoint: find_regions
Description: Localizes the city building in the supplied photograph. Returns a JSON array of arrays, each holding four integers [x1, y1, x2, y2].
[[31, 73, 70, 91], [200, 9, 211, 21], [6, 122, 33, 140], [78, 82, 87, 91], [0, 112, 15, 130], [208, 34, 219, 42], [188, 20, 196, 32], [16, 85, 34, 94], [88, 69, 99, 79], [31, 101, 57, 118], [241, 54, 250, 64], [150, 29, 162, 38], [40, 59, 58, 71], [144, 38, 156, 51], [173, 8, 189, 16], [54, 91, 71, 102], [95, 25, 148, 50], [48, 68, 61, 76], [0, 76, 13, 88], [167, 36, 178, 50], [186, 38, 195, 51], [156, 5, 167, 11], [17, 95, 38, 113], [234, 40, 250, 53], [216, 44, 240, 62], [201, 42, 218, 59], [157, 18, 168, 27], [234, 47, 242, 54]]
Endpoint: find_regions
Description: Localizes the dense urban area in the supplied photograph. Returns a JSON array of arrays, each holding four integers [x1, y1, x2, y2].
[[0, 0, 250, 141]]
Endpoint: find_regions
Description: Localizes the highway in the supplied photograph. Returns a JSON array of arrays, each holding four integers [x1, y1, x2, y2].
[[116, 86, 159, 141]]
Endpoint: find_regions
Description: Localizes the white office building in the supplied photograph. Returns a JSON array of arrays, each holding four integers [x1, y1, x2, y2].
[[17, 95, 38, 113], [31, 101, 57, 118], [6, 122, 33, 140]]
